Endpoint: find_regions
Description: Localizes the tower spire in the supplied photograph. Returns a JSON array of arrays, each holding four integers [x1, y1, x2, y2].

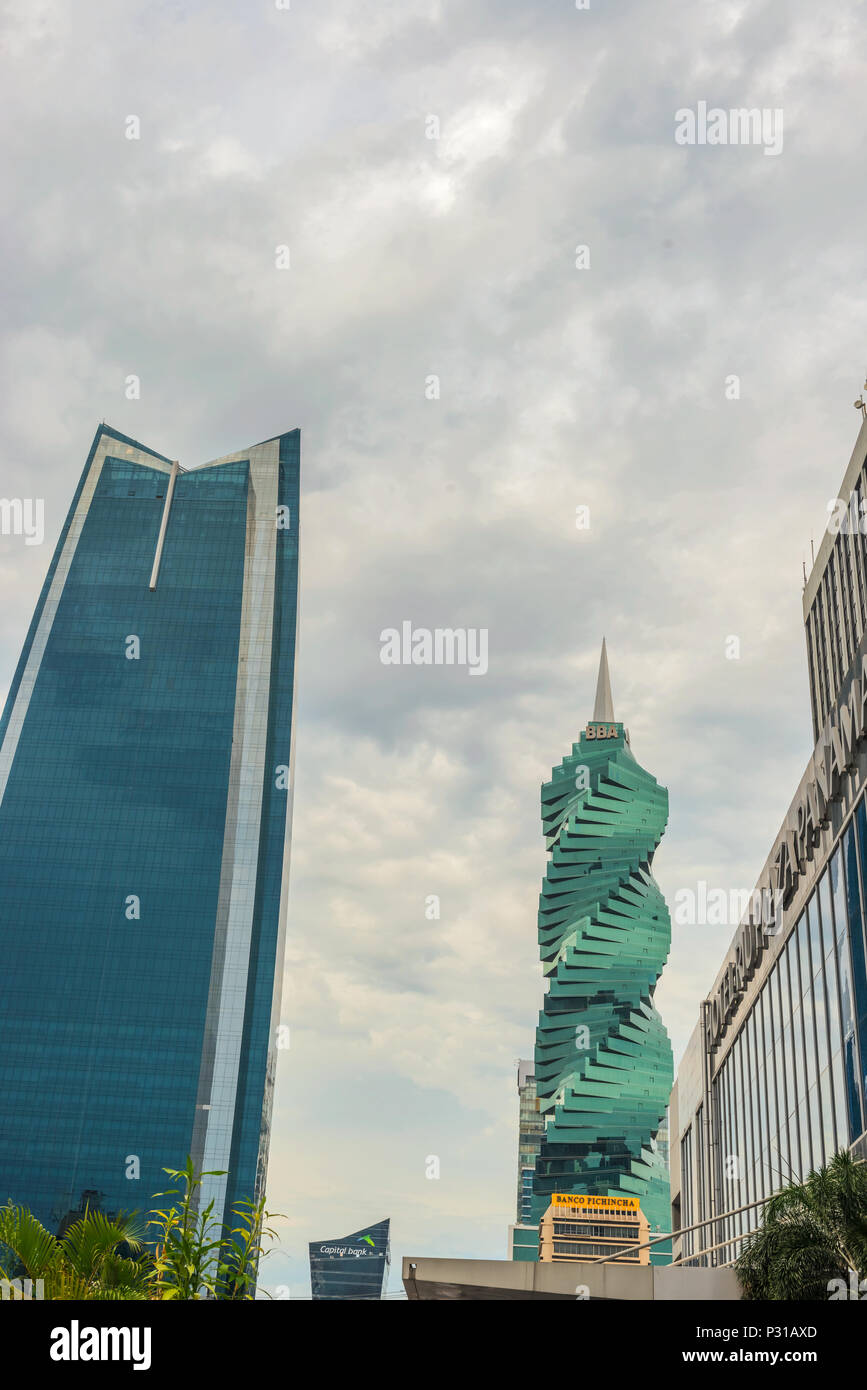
[[592, 638, 615, 722]]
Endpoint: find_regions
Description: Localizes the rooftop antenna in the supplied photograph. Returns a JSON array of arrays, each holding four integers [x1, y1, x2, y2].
[[591, 638, 630, 743], [592, 637, 615, 723], [854, 375, 867, 421]]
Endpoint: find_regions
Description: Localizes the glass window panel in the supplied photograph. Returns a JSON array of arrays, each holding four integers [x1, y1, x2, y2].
[[761, 985, 778, 1184], [851, 808, 867, 1108], [681, 1127, 693, 1257], [819, 869, 834, 957], [752, 1011, 766, 1201], [843, 1031, 863, 1144], [773, 968, 790, 1174], [831, 1047, 849, 1150], [740, 1031, 754, 1209], [813, 968, 830, 1076], [824, 916, 844, 1057], [732, 1042, 745, 1228], [788, 958, 806, 1111], [720, 1055, 731, 1243], [796, 913, 810, 998], [819, 1067, 836, 1161], [715, 1071, 725, 1246], [720, 1068, 732, 1247], [744, 1031, 755, 1217], [830, 818, 865, 1141], [696, 1103, 705, 1230], [831, 845, 847, 946], [783, 945, 807, 1174], [755, 1013, 767, 1204], [771, 963, 782, 1040], [838, 918, 857, 1042], [807, 897, 823, 980], [803, 974, 818, 1096], [781, 1027, 794, 1121], [812, 955, 834, 1157], [808, 1083, 822, 1171], [796, 1099, 809, 1180], [733, 1035, 744, 1214], [727, 1061, 738, 1244]]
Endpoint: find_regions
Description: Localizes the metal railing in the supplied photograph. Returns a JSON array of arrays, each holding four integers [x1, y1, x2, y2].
[[585, 1193, 771, 1265]]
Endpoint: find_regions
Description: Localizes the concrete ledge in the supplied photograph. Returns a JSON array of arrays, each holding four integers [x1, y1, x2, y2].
[[402, 1257, 742, 1301], [655, 1265, 742, 1300]]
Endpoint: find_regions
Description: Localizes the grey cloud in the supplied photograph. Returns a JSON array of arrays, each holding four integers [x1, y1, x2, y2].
[[1, 0, 864, 1293]]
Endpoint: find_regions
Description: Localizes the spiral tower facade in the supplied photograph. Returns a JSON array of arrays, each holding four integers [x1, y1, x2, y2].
[[531, 643, 673, 1259]]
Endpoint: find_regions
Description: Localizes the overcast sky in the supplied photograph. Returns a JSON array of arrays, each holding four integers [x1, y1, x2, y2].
[[3, 0, 867, 1295]]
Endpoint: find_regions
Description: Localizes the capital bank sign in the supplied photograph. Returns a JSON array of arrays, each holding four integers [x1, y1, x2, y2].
[[317, 1234, 376, 1259], [707, 660, 867, 1052]]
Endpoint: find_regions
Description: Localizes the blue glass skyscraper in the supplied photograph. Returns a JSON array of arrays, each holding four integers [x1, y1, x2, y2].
[[0, 423, 300, 1235]]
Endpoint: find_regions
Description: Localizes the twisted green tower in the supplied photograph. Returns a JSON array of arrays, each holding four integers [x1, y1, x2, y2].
[[531, 642, 673, 1260]]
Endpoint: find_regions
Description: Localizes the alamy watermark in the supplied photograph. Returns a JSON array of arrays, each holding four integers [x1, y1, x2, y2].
[[826, 494, 867, 536], [674, 881, 784, 928], [380, 623, 488, 676], [675, 102, 783, 157], [828, 1272, 867, 1300], [0, 498, 44, 545], [50, 1321, 151, 1370], [1, 1277, 44, 1299]]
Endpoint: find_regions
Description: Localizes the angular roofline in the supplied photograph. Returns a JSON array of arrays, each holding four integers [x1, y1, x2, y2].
[[94, 423, 301, 473], [92, 422, 174, 465]]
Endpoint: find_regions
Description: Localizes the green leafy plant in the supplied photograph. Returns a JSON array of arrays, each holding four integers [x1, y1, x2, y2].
[[0, 1157, 284, 1301], [216, 1196, 284, 1300], [149, 1157, 231, 1299], [736, 1149, 867, 1300], [0, 1203, 148, 1300]]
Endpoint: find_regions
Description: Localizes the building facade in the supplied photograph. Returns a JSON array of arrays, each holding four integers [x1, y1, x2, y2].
[[530, 643, 673, 1262], [309, 1219, 391, 1300], [539, 1193, 650, 1264], [515, 1059, 544, 1223], [670, 417, 867, 1266], [804, 436, 867, 742], [0, 423, 300, 1235], [508, 1059, 545, 1261]]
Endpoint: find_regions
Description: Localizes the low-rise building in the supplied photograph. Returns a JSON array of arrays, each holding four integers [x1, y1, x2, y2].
[[539, 1193, 650, 1264]]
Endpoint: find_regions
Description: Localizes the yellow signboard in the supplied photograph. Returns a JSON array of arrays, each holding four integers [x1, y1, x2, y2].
[[552, 1194, 640, 1212]]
